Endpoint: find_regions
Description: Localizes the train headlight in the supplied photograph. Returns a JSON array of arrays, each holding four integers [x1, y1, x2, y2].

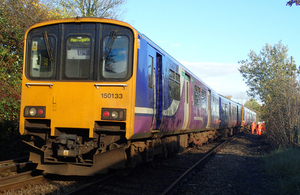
[[24, 106, 46, 118], [29, 108, 37, 116], [101, 108, 126, 121], [111, 111, 118, 119]]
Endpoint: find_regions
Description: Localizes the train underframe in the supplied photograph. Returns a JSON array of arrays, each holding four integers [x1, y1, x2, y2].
[[23, 125, 244, 176]]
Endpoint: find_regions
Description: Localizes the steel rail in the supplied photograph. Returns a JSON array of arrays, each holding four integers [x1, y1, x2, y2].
[[0, 156, 29, 167], [0, 161, 34, 173], [0, 170, 46, 192], [160, 136, 235, 195]]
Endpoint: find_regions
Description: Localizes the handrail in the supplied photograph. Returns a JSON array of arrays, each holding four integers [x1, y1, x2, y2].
[[25, 83, 53, 88], [94, 84, 127, 89]]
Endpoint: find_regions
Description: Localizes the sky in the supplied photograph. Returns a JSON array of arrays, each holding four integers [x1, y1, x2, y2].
[[122, 0, 300, 104]]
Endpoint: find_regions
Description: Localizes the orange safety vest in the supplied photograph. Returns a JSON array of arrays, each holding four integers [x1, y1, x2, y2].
[[257, 123, 262, 135], [251, 122, 256, 134], [251, 122, 256, 130]]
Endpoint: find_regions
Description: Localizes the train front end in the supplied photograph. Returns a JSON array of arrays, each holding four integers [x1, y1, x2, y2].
[[19, 18, 137, 176]]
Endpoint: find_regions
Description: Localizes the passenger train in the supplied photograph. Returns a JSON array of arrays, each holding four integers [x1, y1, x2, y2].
[[19, 17, 256, 176]]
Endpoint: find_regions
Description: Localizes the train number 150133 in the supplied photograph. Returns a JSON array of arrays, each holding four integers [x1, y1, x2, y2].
[[101, 93, 123, 99]]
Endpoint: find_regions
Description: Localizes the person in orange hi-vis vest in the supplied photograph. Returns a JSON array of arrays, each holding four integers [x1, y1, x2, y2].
[[251, 122, 256, 134], [257, 123, 262, 135]]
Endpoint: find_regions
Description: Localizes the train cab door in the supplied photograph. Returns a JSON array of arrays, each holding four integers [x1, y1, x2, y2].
[[147, 45, 163, 131], [155, 53, 163, 130]]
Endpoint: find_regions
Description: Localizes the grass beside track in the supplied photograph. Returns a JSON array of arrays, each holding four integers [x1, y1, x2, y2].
[[263, 147, 300, 195]]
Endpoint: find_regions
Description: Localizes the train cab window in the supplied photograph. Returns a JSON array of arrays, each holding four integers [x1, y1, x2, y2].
[[148, 56, 154, 89], [201, 90, 207, 109], [102, 35, 129, 79], [29, 35, 55, 78], [65, 36, 91, 78]]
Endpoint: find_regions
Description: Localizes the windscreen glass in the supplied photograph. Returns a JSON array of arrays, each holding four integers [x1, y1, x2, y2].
[[102, 35, 129, 79], [65, 36, 91, 78], [26, 23, 133, 81], [30, 36, 55, 78]]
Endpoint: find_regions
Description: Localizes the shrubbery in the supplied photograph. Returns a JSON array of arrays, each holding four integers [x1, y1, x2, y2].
[[239, 41, 300, 148]]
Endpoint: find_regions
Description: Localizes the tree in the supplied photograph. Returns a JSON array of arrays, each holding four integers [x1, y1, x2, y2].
[[0, 0, 60, 58], [287, 0, 300, 6], [0, 0, 59, 121], [244, 98, 262, 121], [238, 41, 297, 103], [239, 41, 300, 148], [244, 98, 261, 112], [50, 0, 127, 18]]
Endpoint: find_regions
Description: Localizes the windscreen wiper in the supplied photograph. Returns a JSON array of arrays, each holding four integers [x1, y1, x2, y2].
[[103, 30, 118, 61], [43, 31, 53, 62]]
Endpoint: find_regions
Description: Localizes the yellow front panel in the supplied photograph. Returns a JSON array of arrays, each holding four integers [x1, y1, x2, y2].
[[19, 18, 139, 140], [20, 80, 134, 137]]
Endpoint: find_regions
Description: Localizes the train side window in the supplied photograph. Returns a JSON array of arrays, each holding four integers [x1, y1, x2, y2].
[[29, 36, 55, 78], [65, 36, 91, 78], [194, 85, 201, 107], [168, 69, 180, 100], [213, 97, 218, 114], [148, 56, 154, 89], [201, 89, 207, 109], [221, 103, 225, 115], [102, 35, 129, 79], [232, 106, 237, 118]]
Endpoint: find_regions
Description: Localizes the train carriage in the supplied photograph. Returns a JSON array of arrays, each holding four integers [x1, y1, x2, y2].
[[19, 17, 256, 176], [242, 107, 256, 130]]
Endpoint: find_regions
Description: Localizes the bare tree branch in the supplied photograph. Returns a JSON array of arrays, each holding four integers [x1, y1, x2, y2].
[[52, 0, 127, 19]]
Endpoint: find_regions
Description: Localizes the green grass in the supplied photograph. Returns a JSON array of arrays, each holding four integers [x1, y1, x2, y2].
[[263, 147, 300, 194]]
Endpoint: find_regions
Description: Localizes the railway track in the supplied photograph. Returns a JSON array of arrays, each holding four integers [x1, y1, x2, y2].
[[161, 136, 234, 195], [65, 136, 235, 195], [0, 156, 35, 174], [0, 157, 45, 193]]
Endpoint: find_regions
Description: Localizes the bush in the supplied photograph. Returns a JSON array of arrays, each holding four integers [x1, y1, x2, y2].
[[0, 46, 22, 121], [239, 41, 300, 148]]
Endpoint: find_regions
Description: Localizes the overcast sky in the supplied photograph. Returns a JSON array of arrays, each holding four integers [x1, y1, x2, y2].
[[123, 1, 300, 104]]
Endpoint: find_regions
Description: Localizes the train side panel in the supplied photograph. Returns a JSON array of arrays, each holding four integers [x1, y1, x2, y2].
[[133, 36, 212, 138], [133, 38, 186, 138]]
